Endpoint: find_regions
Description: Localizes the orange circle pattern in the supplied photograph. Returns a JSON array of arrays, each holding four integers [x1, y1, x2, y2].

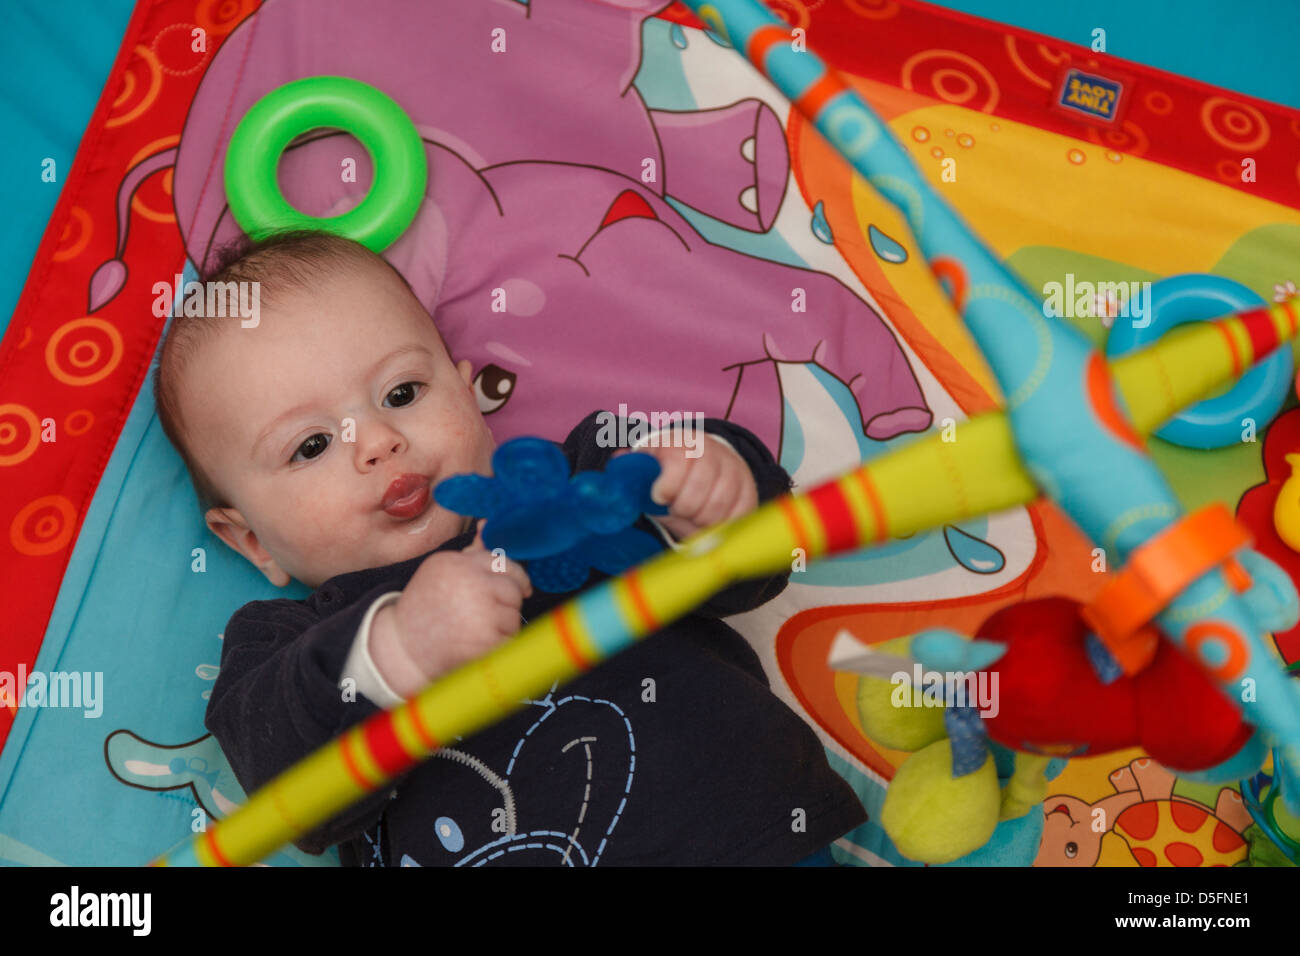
[[65, 410, 95, 436], [845, 0, 899, 19], [900, 49, 1001, 113], [130, 168, 176, 224], [764, 0, 812, 31], [52, 207, 93, 263], [105, 45, 162, 129], [195, 0, 257, 37], [1184, 621, 1249, 682], [0, 404, 41, 466], [1200, 96, 1270, 152], [932, 68, 976, 103], [1216, 158, 1246, 183], [9, 495, 77, 556], [151, 23, 213, 77], [45, 318, 125, 387], [1144, 90, 1174, 115], [1084, 119, 1149, 157], [1002, 36, 1044, 88]]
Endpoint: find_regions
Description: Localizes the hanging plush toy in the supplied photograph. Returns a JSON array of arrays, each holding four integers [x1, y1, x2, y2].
[[833, 544, 1298, 865], [834, 633, 1059, 864]]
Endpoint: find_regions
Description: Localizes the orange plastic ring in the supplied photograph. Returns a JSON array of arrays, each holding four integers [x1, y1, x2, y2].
[[1082, 504, 1251, 673]]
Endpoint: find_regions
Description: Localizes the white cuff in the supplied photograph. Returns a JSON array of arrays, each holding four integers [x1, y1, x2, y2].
[[339, 591, 405, 708], [646, 515, 685, 551], [629, 426, 737, 458], [706, 433, 736, 454]]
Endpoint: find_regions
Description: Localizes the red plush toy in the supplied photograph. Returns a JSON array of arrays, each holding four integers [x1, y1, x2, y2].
[[1236, 406, 1300, 668], [972, 597, 1253, 771]]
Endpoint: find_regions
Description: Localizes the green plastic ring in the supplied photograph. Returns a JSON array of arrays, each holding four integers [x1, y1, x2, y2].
[[1264, 783, 1300, 853], [223, 75, 427, 251]]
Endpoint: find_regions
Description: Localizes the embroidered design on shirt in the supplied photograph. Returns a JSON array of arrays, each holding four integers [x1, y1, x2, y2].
[[398, 684, 636, 866]]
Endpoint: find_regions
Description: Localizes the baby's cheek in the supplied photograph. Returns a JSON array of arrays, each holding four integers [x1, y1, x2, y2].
[[296, 504, 351, 561]]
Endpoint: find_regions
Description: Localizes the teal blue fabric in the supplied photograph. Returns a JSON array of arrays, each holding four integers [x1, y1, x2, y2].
[[1, 2, 136, 337], [930, 0, 1300, 111], [0, 266, 327, 866], [794, 845, 838, 866]]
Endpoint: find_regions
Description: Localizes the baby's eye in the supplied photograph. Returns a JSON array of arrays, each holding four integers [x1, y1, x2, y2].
[[385, 382, 423, 408], [290, 433, 330, 463]]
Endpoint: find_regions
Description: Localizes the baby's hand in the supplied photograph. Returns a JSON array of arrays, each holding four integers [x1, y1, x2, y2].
[[617, 437, 758, 542], [369, 520, 532, 699]]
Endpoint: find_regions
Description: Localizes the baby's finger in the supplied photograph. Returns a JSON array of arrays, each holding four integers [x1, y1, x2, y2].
[[466, 541, 533, 597], [666, 453, 719, 523], [494, 555, 534, 598], [694, 465, 747, 528], [463, 518, 488, 551], [727, 472, 759, 520], [491, 603, 526, 640], [706, 451, 758, 523], [648, 448, 692, 507]]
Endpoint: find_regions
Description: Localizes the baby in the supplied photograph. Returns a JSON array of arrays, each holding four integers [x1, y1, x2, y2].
[[154, 229, 866, 866]]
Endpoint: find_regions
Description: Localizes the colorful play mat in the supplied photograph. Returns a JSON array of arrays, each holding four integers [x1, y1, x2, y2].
[[2, 0, 1299, 866]]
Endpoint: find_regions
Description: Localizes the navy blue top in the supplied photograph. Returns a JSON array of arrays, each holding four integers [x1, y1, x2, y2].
[[205, 411, 866, 866]]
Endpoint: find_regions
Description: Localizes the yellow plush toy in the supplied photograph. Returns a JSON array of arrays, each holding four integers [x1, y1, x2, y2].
[[841, 633, 1050, 864]]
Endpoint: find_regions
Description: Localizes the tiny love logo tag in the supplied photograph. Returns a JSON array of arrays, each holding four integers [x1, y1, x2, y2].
[[1057, 68, 1123, 123]]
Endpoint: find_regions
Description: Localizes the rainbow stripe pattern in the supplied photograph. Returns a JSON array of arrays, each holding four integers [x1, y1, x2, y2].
[[681, 0, 1300, 811]]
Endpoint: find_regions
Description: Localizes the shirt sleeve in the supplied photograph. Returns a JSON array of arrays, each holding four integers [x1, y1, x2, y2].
[[340, 592, 406, 709], [561, 410, 794, 618], [204, 583, 414, 856]]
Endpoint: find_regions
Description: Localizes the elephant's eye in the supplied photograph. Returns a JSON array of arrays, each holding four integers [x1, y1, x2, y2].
[[435, 815, 464, 853], [473, 363, 516, 414], [1065, 842, 1078, 858]]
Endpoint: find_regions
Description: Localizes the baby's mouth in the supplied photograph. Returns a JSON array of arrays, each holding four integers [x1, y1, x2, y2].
[[382, 474, 433, 519]]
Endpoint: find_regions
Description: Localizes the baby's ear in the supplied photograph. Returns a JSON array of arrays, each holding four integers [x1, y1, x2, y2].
[[456, 358, 474, 389], [204, 507, 290, 587]]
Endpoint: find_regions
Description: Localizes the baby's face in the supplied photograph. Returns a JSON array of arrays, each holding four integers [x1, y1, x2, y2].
[[183, 259, 496, 589]]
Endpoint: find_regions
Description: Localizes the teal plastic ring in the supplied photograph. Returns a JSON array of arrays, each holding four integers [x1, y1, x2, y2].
[[223, 75, 427, 251], [1105, 274, 1290, 449]]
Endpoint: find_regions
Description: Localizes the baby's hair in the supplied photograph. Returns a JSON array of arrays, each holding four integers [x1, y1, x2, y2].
[[151, 229, 437, 516]]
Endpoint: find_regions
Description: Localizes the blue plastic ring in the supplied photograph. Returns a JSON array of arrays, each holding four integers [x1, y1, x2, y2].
[[1105, 274, 1291, 449]]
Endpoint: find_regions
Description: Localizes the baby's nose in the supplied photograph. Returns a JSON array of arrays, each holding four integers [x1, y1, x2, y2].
[[358, 422, 406, 464]]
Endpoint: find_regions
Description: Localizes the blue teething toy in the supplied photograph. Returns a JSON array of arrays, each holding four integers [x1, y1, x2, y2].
[[433, 437, 671, 592]]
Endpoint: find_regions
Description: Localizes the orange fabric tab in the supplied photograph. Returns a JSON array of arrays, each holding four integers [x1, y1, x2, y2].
[[1223, 557, 1252, 594], [1082, 504, 1252, 674], [1108, 624, 1161, 675]]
